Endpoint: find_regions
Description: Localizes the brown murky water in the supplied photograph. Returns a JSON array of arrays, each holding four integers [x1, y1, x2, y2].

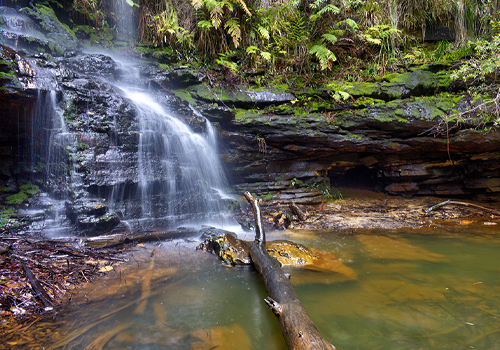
[[7, 225, 500, 350]]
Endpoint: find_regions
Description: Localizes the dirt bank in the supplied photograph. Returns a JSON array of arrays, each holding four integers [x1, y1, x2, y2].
[[236, 189, 500, 231]]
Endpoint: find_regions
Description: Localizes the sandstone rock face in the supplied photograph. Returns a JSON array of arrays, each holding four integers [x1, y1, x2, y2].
[[2, 3, 499, 236], [184, 67, 500, 203]]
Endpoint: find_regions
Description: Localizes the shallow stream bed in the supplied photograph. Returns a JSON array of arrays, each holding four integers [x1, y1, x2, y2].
[[8, 225, 500, 350]]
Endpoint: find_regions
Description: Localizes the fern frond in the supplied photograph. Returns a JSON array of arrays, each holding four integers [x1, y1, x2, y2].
[[210, 5, 223, 29], [225, 18, 241, 48], [289, 15, 308, 42], [191, 0, 204, 10], [234, 0, 251, 16], [256, 25, 270, 40], [343, 18, 358, 30], [316, 4, 340, 17], [322, 33, 337, 45], [309, 44, 336, 70], [309, 0, 327, 10], [260, 51, 272, 61], [197, 20, 213, 30], [246, 45, 259, 54]]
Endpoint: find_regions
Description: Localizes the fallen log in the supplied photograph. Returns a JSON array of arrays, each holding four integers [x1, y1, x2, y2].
[[21, 263, 53, 307], [244, 192, 336, 350], [425, 200, 500, 216]]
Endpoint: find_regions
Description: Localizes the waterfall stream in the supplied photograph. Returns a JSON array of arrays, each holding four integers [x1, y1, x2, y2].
[[118, 86, 230, 229], [0, 5, 234, 235]]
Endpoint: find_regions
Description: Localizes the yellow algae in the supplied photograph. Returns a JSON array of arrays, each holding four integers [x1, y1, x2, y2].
[[357, 234, 448, 262], [191, 325, 251, 350]]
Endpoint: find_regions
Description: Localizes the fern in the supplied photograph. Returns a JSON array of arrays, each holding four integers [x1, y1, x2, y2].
[[210, 4, 223, 28], [197, 20, 213, 30], [260, 51, 272, 61], [309, 44, 336, 70], [256, 25, 270, 41], [289, 15, 308, 42], [191, 0, 204, 10], [225, 18, 241, 47], [309, 0, 327, 10], [234, 0, 251, 16], [322, 33, 337, 45], [334, 18, 358, 32], [246, 45, 259, 54], [310, 4, 340, 21], [316, 4, 341, 16]]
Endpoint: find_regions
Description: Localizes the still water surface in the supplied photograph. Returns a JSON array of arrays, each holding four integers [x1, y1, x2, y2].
[[46, 225, 500, 349]]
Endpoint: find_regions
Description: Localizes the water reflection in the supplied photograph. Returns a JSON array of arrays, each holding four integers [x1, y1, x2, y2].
[[42, 227, 500, 350]]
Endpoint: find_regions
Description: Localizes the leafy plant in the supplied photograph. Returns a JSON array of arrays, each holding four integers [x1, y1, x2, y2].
[[308, 182, 343, 202]]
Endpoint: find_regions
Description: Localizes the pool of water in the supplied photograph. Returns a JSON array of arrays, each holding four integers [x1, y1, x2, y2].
[[44, 225, 500, 350]]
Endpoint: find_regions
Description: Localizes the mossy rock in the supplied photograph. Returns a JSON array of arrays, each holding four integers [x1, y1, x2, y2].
[[187, 84, 295, 108], [340, 67, 453, 102], [198, 233, 357, 283], [5, 184, 40, 205]]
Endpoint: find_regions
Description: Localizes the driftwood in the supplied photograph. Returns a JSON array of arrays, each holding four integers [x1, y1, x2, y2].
[[425, 200, 500, 216], [244, 192, 336, 350], [21, 263, 53, 307], [289, 202, 306, 221], [84, 230, 199, 248]]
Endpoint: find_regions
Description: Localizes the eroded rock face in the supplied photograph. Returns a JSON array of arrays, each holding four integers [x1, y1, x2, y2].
[[186, 66, 500, 202]]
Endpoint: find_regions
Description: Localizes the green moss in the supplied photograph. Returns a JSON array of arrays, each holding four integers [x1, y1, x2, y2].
[[234, 108, 264, 120], [347, 132, 363, 140], [0, 208, 15, 227], [260, 193, 273, 201], [6, 184, 40, 205], [36, 5, 77, 41], [20, 184, 40, 195], [171, 89, 197, 106], [6, 192, 28, 205]]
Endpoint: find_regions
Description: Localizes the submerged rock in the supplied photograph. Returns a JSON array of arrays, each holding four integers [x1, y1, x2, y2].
[[197, 230, 357, 283]]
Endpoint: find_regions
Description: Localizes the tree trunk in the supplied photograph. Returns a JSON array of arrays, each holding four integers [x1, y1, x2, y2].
[[244, 192, 336, 350]]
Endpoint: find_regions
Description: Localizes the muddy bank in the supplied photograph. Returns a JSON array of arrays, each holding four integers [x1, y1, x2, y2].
[[235, 189, 500, 231]]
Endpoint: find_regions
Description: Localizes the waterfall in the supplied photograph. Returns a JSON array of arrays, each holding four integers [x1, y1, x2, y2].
[[1, 4, 234, 235], [114, 0, 137, 43], [118, 87, 229, 229]]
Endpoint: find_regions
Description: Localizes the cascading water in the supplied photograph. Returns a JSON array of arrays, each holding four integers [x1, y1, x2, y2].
[[117, 86, 230, 229], [113, 0, 137, 43], [1, 4, 234, 235]]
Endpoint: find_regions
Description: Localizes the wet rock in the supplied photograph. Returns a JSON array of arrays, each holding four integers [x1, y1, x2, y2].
[[221, 198, 241, 213], [61, 53, 118, 78], [0, 6, 77, 56], [65, 198, 120, 234], [197, 230, 251, 266], [150, 68, 201, 88], [186, 84, 295, 108]]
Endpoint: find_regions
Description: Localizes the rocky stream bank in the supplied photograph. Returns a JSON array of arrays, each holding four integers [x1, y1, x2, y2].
[[1, 4, 500, 340], [2, 2, 500, 236]]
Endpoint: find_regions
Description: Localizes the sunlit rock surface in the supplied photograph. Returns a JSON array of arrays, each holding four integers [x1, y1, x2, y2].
[[198, 229, 357, 283]]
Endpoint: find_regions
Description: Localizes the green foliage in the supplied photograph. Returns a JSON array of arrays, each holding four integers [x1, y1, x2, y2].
[[260, 193, 273, 200], [6, 192, 28, 206], [216, 52, 238, 73], [451, 31, 500, 85], [20, 184, 40, 195], [308, 182, 343, 202], [125, 0, 139, 7]]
